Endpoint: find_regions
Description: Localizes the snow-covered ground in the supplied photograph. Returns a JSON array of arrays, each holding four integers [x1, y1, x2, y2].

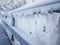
[[3, 12, 60, 45], [2, 0, 60, 45], [14, 13, 60, 45]]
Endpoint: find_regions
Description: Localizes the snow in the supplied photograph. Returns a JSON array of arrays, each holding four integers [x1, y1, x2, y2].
[[14, 13, 60, 45], [2, 0, 60, 45], [5, 0, 60, 14], [3, 13, 60, 45], [0, 0, 26, 11]]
